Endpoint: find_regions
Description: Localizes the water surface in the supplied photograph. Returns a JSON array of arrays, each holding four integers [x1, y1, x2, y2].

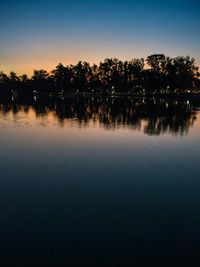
[[0, 97, 200, 266]]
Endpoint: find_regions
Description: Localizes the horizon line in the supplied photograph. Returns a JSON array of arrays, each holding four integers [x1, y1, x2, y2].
[[1, 54, 199, 77]]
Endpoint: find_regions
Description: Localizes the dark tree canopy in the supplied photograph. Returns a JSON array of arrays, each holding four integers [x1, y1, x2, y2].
[[0, 54, 199, 97]]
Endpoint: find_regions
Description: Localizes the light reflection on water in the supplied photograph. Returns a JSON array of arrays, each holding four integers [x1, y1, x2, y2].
[[0, 97, 199, 135], [0, 97, 200, 266]]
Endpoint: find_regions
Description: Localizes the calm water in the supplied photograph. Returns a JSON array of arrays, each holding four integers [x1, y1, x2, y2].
[[0, 97, 200, 266]]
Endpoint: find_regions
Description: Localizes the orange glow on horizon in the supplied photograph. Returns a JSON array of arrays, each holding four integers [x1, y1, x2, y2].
[[1, 42, 200, 77], [2, 57, 200, 77]]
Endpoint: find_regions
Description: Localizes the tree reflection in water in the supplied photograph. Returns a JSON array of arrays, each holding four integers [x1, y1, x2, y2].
[[0, 96, 199, 136]]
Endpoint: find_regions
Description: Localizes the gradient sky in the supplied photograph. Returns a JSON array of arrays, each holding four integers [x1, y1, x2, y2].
[[0, 0, 200, 76]]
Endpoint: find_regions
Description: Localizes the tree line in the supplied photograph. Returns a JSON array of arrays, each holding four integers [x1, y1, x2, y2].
[[0, 54, 199, 96]]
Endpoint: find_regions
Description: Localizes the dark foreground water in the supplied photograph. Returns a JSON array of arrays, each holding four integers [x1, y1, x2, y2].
[[0, 97, 200, 266]]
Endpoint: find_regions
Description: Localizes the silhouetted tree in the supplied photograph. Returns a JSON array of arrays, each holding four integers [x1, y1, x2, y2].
[[0, 71, 10, 95], [51, 63, 72, 92], [165, 56, 199, 92], [32, 69, 50, 93], [146, 54, 167, 73], [0, 54, 199, 96]]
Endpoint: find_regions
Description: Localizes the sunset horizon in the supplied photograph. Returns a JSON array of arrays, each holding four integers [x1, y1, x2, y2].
[[1, 0, 200, 76], [2, 53, 200, 77]]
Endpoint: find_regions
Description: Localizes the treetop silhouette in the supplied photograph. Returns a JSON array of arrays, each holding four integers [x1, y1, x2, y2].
[[0, 54, 199, 96]]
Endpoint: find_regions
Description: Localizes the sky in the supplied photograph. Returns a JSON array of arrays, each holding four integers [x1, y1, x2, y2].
[[0, 0, 200, 76]]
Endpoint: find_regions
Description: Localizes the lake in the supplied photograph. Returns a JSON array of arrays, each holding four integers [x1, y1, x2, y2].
[[0, 96, 200, 266]]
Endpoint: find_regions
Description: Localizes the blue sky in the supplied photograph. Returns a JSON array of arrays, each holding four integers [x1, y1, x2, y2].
[[0, 0, 199, 75]]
